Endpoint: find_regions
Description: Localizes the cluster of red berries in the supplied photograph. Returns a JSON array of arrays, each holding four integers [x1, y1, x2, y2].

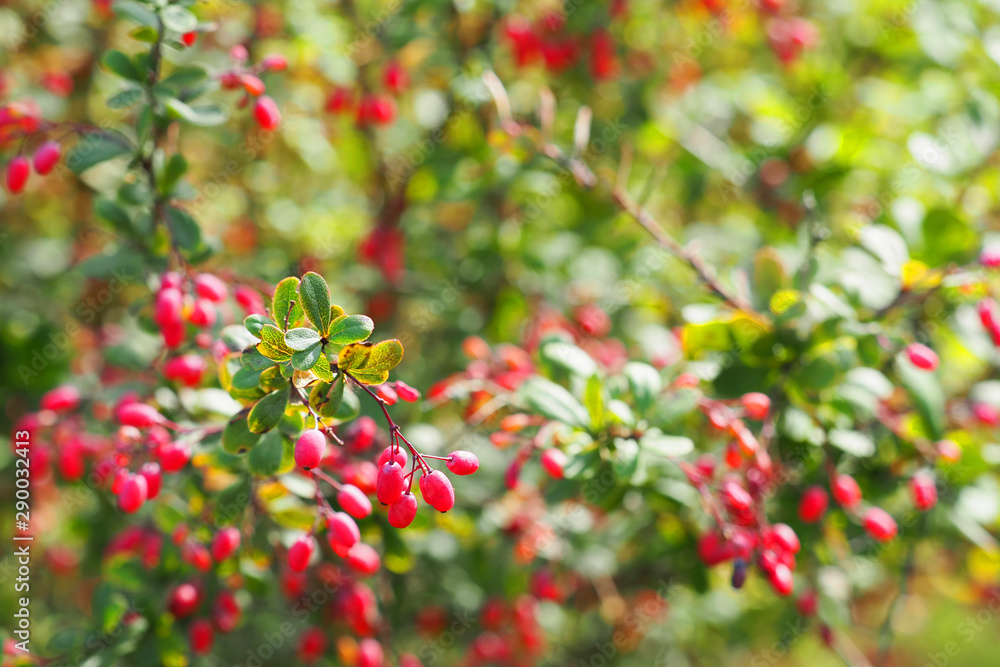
[[325, 62, 408, 127], [4, 139, 61, 194], [502, 13, 620, 80], [215, 46, 288, 131], [166, 581, 243, 655], [153, 270, 262, 350], [699, 0, 818, 64]]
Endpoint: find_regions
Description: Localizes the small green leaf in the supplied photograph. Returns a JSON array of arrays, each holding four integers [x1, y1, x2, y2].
[[222, 411, 261, 454], [67, 135, 132, 174], [113, 1, 159, 26], [129, 26, 159, 43], [612, 437, 640, 478], [107, 87, 143, 109], [339, 339, 403, 384], [271, 277, 302, 330], [244, 314, 274, 338], [519, 377, 590, 428], [95, 198, 133, 235], [335, 385, 361, 420], [298, 272, 332, 334], [161, 5, 198, 32], [311, 378, 345, 418], [827, 429, 875, 457], [285, 328, 322, 351], [639, 429, 694, 457], [164, 98, 228, 127], [161, 153, 188, 193], [584, 374, 607, 430], [624, 362, 662, 413], [542, 340, 597, 377], [159, 66, 208, 90], [248, 431, 286, 476], [291, 345, 323, 371], [312, 353, 335, 382], [259, 325, 294, 355], [165, 206, 201, 250], [231, 366, 263, 391], [328, 314, 374, 345], [247, 386, 290, 433], [241, 347, 274, 370], [102, 50, 142, 81]]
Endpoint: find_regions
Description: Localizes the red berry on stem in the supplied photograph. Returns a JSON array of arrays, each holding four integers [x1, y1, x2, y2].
[[741, 392, 771, 420], [798, 486, 828, 523], [540, 448, 567, 479], [253, 95, 281, 130], [863, 507, 897, 542], [326, 511, 360, 551], [831, 474, 862, 509], [722, 481, 752, 511], [446, 450, 479, 475], [139, 462, 161, 499], [357, 638, 384, 667], [5, 156, 29, 193], [194, 273, 227, 301], [295, 429, 326, 470], [40, 385, 80, 412], [33, 140, 61, 175], [117, 403, 163, 428], [168, 582, 201, 618], [211, 526, 241, 562], [936, 439, 961, 463], [117, 474, 148, 514], [768, 562, 794, 596], [180, 31, 198, 47], [297, 627, 327, 663], [188, 298, 217, 327], [906, 342, 939, 371], [338, 484, 373, 519], [910, 472, 937, 511], [765, 523, 800, 553], [346, 542, 381, 575], [188, 618, 214, 654], [241, 74, 266, 96], [376, 461, 406, 504], [261, 54, 288, 71], [419, 470, 455, 512], [287, 535, 316, 571], [377, 446, 406, 468], [388, 492, 418, 528], [394, 381, 420, 402], [159, 441, 191, 472]]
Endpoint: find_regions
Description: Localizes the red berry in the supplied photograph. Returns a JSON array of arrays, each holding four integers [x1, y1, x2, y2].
[[212, 590, 241, 632], [863, 507, 897, 542], [159, 441, 191, 472], [295, 429, 326, 470], [155, 288, 184, 327], [722, 481, 752, 511], [831, 474, 862, 509], [288, 535, 316, 571], [346, 416, 378, 452], [32, 140, 61, 175], [180, 31, 198, 47], [188, 618, 214, 654], [139, 462, 161, 499], [297, 627, 327, 663], [338, 484, 372, 519], [388, 492, 418, 528], [376, 461, 406, 505], [910, 472, 937, 511], [188, 298, 217, 327], [394, 381, 421, 402], [446, 450, 479, 476], [376, 445, 406, 468], [117, 474, 148, 514], [798, 486, 828, 523], [981, 246, 1000, 268], [253, 95, 281, 130], [325, 87, 354, 114], [539, 448, 567, 479], [797, 589, 818, 616], [697, 531, 736, 566], [768, 562, 794, 596], [346, 542, 381, 575], [194, 273, 227, 301], [906, 343, 939, 371], [261, 54, 288, 71], [164, 354, 208, 387], [936, 439, 961, 463], [973, 402, 1000, 425], [741, 392, 771, 420], [419, 470, 455, 512], [374, 383, 398, 405], [765, 523, 800, 553], [357, 638, 384, 667], [211, 526, 241, 562], [326, 511, 360, 551], [5, 156, 29, 193], [40, 385, 80, 412], [168, 582, 201, 618], [117, 403, 163, 428]]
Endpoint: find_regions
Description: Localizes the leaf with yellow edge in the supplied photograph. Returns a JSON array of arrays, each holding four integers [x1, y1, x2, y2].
[[271, 277, 303, 330], [339, 339, 404, 384], [257, 324, 294, 361]]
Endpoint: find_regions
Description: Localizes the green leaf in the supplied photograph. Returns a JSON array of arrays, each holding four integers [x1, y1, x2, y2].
[[639, 429, 694, 457], [129, 26, 159, 42], [612, 437, 640, 479], [231, 366, 263, 391], [259, 325, 294, 356], [164, 98, 228, 127], [159, 66, 208, 90], [311, 378, 345, 418], [291, 345, 323, 371], [584, 374, 607, 430], [113, 0, 158, 26], [247, 386, 290, 433], [624, 362, 662, 413], [898, 361, 945, 439], [67, 135, 132, 174], [248, 431, 286, 476], [107, 87, 144, 109], [285, 327, 322, 351], [327, 314, 374, 345], [161, 153, 188, 193], [335, 385, 361, 420], [244, 314, 274, 338], [95, 198, 133, 235], [165, 206, 201, 250], [214, 477, 252, 524], [338, 339, 404, 384], [222, 411, 262, 454], [542, 340, 597, 377], [271, 277, 302, 330], [221, 325, 258, 352], [103, 50, 142, 81], [312, 352, 335, 382], [827, 429, 875, 457], [161, 4, 197, 32], [241, 347, 274, 370], [298, 272, 332, 334], [519, 377, 590, 428]]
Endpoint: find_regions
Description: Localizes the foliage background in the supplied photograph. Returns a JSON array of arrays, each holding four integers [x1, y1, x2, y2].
[[2, 0, 1000, 665]]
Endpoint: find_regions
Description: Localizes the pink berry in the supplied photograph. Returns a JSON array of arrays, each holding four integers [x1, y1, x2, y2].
[[253, 95, 281, 130], [376, 446, 406, 468], [40, 385, 80, 412], [741, 392, 770, 420], [188, 618, 214, 654], [906, 343, 939, 371], [539, 448, 567, 479], [376, 461, 406, 505], [936, 439, 961, 463], [139, 462, 161, 499], [798, 486, 828, 523], [261, 54, 288, 71], [164, 354, 208, 387], [194, 273, 228, 302], [768, 562, 794, 596], [188, 298, 217, 327], [863, 507, 897, 542], [117, 403, 163, 428], [418, 470, 455, 513], [346, 416, 378, 452], [32, 140, 61, 175], [388, 492, 418, 528], [288, 535, 316, 571], [910, 472, 937, 511], [831, 474, 862, 509], [159, 441, 191, 472], [155, 288, 184, 326], [295, 430, 326, 471], [357, 638, 384, 667], [211, 526, 241, 562], [346, 542, 381, 575], [168, 582, 201, 618], [326, 512, 360, 552], [117, 474, 148, 514], [722, 481, 752, 511], [765, 523, 800, 554], [981, 246, 1000, 268], [394, 381, 421, 402], [5, 156, 29, 193], [338, 484, 372, 519], [446, 450, 479, 476]]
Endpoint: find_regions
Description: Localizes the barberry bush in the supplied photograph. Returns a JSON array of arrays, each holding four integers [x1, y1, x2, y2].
[[3, 0, 1000, 665]]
